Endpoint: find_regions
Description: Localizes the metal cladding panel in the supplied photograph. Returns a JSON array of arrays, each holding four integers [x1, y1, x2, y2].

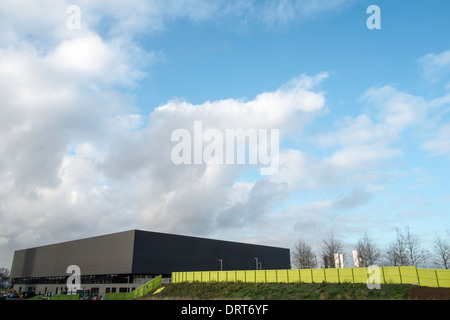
[[11, 230, 135, 278], [132, 230, 291, 274]]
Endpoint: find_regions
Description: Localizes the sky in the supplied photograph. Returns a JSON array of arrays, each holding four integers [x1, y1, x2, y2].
[[1, 0, 449, 269]]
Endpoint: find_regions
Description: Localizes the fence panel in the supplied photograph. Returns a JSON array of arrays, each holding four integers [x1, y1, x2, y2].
[[436, 269, 450, 288], [186, 272, 194, 282], [209, 271, 218, 282], [192, 272, 202, 282], [338, 268, 354, 283], [130, 275, 162, 300], [245, 270, 256, 282], [178, 272, 185, 282], [287, 269, 300, 283], [352, 268, 368, 283], [277, 270, 289, 283], [417, 269, 439, 287], [227, 271, 236, 282], [236, 270, 246, 282], [256, 270, 266, 282], [299, 269, 313, 283], [382, 267, 402, 284], [324, 269, 340, 283], [266, 270, 277, 282], [201, 271, 210, 282], [399, 266, 419, 285], [218, 271, 228, 282], [170, 267, 449, 288], [312, 269, 325, 283]]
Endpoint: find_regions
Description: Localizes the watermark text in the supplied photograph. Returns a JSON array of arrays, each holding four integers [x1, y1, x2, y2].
[[171, 121, 279, 175]]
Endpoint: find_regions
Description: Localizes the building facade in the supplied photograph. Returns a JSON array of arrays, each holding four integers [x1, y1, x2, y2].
[[10, 230, 290, 296]]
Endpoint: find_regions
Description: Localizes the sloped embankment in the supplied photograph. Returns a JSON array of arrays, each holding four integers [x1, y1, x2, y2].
[[143, 282, 450, 300]]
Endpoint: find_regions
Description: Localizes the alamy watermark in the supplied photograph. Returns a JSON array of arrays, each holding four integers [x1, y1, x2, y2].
[[66, 4, 380, 31], [171, 121, 280, 175], [66, 5, 81, 30], [66, 265, 81, 292], [367, 5, 381, 30], [367, 265, 381, 290]]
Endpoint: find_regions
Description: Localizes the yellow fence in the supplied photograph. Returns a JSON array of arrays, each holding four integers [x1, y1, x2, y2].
[[172, 267, 450, 288], [132, 275, 162, 299], [104, 275, 162, 300]]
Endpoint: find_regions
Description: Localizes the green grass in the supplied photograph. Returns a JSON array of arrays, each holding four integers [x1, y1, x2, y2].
[[143, 281, 414, 300]]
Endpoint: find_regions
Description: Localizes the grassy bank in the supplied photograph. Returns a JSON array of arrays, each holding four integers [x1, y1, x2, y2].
[[144, 281, 435, 300]]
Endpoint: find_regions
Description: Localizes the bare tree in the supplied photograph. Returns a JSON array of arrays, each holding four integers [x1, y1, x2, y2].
[[0, 267, 10, 288], [292, 239, 316, 269], [320, 232, 343, 268], [432, 230, 450, 269], [386, 226, 428, 267], [0, 267, 9, 278], [355, 232, 381, 267], [402, 226, 428, 267], [386, 228, 409, 266]]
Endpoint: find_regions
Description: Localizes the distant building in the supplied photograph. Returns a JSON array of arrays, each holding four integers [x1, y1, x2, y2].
[[10, 229, 290, 295]]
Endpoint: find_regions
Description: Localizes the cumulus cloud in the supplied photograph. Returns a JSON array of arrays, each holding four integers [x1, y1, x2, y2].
[[1, 1, 448, 270], [418, 49, 450, 82], [99, 73, 328, 233], [362, 86, 428, 131], [312, 86, 431, 178], [0, 22, 329, 265]]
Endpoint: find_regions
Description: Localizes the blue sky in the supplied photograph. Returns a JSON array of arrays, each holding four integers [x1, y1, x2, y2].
[[136, 1, 449, 111], [0, 0, 449, 268]]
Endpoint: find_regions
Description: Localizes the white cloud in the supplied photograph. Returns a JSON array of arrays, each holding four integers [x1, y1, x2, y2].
[[0, 32, 329, 265], [260, 0, 354, 25], [312, 86, 430, 177], [422, 124, 450, 157], [362, 86, 427, 131], [47, 33, 152, 88], [1, 0, 448, 270], [4, 57, 441, 267], [0, 0, 354, 48], [418, 50, 450, 82]]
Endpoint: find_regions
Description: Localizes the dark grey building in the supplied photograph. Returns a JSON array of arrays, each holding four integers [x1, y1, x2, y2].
[[10, 229, 290, 295]]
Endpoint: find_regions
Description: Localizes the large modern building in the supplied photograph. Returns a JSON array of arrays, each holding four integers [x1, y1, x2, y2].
[[10, 229, 290, 295]]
